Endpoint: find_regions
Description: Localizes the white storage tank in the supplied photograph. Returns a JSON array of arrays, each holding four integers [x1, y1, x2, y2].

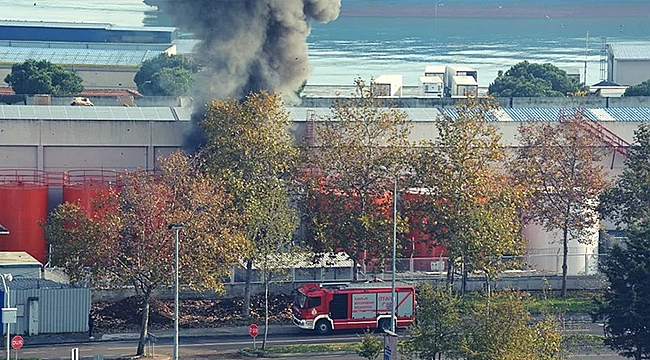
[[522, 219, 599, 276]]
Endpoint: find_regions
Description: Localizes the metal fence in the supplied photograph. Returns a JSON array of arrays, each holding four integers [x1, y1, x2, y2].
[[226, 252, 606, 284]]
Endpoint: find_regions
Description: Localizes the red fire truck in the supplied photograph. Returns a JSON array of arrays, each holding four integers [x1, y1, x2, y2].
[[292, 282, 416, 335]]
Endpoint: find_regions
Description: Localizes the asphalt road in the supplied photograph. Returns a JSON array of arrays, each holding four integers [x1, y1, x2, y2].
[[17, 324, 628, 360]]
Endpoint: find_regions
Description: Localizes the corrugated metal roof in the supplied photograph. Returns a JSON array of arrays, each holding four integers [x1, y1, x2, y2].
[[0, 105, 181, 121], [1, 105, 648, 123], [609, 43, 650, 60], [599, 107, 650, 122], [440, 108, 498, 121], [6, 278, 72, 290], [0, 20, 176, 33], [0, 46, 159, 67], [588, 108, 617, 121], [0, 20, 113, 29], [502, 108, 598, 122]]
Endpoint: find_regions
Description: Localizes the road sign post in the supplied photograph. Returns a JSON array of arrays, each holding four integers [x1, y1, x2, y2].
[[249, 323, 259, 349], [10, 336, 22, 350], [11, 335, 22, 360]]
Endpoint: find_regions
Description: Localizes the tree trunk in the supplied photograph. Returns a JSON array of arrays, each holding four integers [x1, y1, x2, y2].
[[352, 258, 358, 282], [461, 257, 467, 297], [136, 293, 151, 356], [561, 220, 569, 298], [242, 258, 253, 317], [262, 270, 270, 351]]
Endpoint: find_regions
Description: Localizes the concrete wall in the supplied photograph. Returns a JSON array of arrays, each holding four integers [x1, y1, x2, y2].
[[72, 67, 138, 89], [0, 66, 139, 90], [92, 274, 605, 302], [0, 117, 185, 172]]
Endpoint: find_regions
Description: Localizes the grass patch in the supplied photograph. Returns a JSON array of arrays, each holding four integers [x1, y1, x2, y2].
[[243, 335, 608, 357], [244, 342, 358, 355], [526, 296, 598, 314], [462, 290, 600, 314]]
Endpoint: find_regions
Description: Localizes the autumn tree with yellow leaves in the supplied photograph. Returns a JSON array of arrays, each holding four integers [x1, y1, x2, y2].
[[411, 96, 527, 295], [302, 77, 414, 279], [45, 151, 246, 356], [512, 111, 609, 297], [199, 91, 300, 348]]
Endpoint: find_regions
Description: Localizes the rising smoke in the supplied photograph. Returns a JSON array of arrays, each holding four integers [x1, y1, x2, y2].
[[153, 0, 341, 150]]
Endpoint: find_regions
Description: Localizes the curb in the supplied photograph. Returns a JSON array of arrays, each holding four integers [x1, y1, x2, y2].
[[239, 349, 357, 358]]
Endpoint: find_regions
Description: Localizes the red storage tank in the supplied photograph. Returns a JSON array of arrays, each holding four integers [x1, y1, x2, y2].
[[403, 188, 448, 272], [63, 170, 120, 216], [0, 170, 49, 264]]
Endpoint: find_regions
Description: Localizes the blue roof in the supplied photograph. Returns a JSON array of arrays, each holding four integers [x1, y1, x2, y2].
[[0, 20, 176, 44], [502, 108, 598, 122], [440, 108, 498, 121], [596, 107, 650, 122], [0, 46, 159, 67]]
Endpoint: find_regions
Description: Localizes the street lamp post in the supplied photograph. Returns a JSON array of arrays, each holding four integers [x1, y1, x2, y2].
[[379, 166, 398, 333], [167, 223, 184, 360], [1, 274, 12, 360]]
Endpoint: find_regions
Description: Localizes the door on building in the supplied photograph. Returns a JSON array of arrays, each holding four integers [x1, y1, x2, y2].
[[27, 298, 38, 336]]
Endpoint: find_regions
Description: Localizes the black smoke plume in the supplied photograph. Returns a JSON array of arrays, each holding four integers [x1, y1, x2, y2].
[[152, 0, 341, 150]]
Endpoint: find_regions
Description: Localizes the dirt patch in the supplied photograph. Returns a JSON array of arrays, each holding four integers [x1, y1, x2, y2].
[[93, 293, 294, 333]]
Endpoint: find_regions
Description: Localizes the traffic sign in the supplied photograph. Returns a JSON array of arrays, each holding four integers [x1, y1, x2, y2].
[[11, 335, 23, 350], [248, 323, 259, 338]]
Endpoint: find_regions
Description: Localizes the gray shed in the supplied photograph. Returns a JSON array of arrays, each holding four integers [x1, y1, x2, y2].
[[1, 278, 91, 335]]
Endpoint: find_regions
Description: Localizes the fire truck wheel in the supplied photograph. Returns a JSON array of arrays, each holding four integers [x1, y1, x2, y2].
[[378, 318, 391, 332], [315, 319, 332, 335]]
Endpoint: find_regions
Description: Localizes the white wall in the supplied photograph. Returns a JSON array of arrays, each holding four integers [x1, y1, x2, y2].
[[612, 60, 650, 86]]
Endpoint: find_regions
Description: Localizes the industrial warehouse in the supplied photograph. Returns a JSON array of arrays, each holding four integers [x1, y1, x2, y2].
[[1, 19, 650, 337]]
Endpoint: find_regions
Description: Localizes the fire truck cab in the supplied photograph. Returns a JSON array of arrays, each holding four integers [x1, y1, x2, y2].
[[292, 282, 416, 335]]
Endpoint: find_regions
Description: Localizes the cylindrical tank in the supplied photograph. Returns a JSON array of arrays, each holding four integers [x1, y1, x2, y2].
[[0, 170, 49, 263], [63, 170, 120, 216], [523, 220, 599, 276], [403, 189, 448, 272]]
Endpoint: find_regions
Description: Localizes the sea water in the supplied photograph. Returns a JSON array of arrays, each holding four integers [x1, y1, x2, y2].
[[1, 0, 649, 87]]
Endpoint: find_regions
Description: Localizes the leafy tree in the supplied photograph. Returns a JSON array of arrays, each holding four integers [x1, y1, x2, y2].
[[302, 77, 414, 280], [199, 91, 300, 324], [44, 151, 246, 356], [488, 61, 580, 97], [134, 53, 198, 96], [595, 224, 650, 360], [600, 123, 650, 228], [512, 112, 609, 297], [411, 96, 527, 295], [597, 124, 650, 359], [357, 329, 383, 360], [404, 283, 462, 360], [461, 291, 563, 360], [149, 67, 196, 96], [4, 59, 83, 95], [624, 79, 650, 97]]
